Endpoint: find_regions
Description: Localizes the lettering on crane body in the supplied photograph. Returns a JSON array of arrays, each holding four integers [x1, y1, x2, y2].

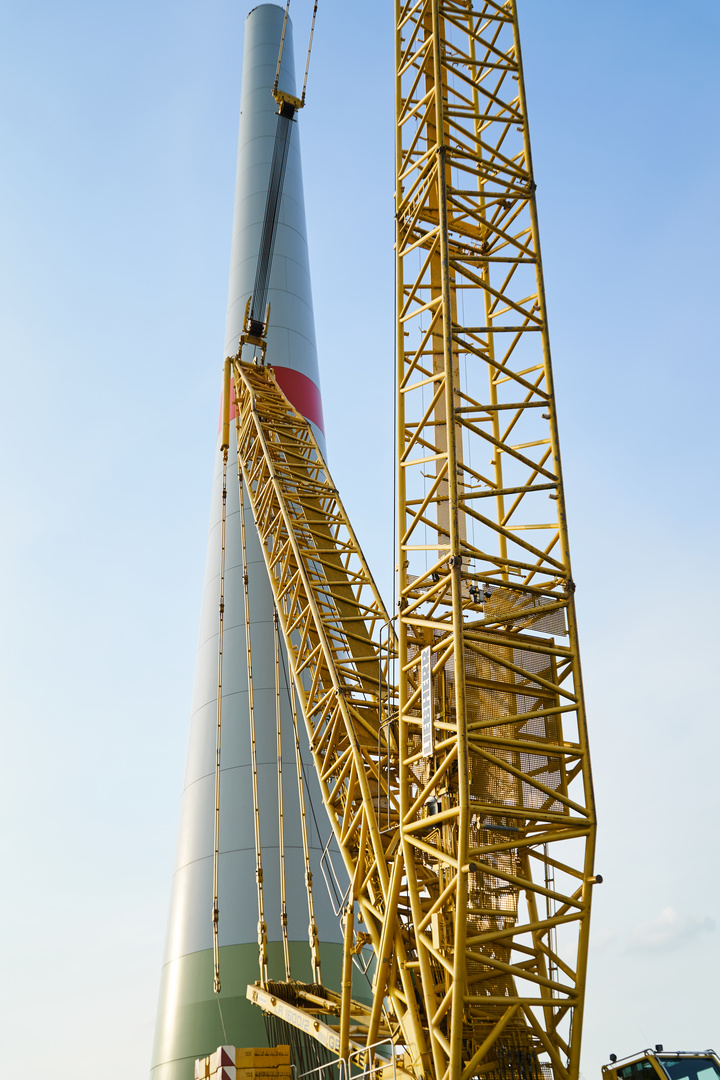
[[276, 1002, 309, 1034], [248, 986, 340, 1052], [421, 645, 434, 757]]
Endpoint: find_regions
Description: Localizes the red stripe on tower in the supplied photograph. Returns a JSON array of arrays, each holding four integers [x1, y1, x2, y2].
[[218, 366, 324, 437], [272, 366, 325, 434]]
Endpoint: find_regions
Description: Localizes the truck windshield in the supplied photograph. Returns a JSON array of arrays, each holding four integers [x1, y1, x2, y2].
[[657, 1058, 720, 1080], [618, 1060, 659, 1080]]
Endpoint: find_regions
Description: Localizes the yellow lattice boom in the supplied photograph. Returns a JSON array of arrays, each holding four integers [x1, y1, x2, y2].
[[232, 362, 424, 1063], [394, 1, 596, 1078], [231, 3, 597, 1080]]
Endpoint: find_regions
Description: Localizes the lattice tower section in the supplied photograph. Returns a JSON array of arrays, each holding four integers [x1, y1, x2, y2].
[[232, 362, 431, 1068], [394, 3, 597, 1080]]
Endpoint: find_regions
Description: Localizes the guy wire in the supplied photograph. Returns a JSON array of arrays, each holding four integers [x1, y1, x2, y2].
[[276, 637, 344, 914]]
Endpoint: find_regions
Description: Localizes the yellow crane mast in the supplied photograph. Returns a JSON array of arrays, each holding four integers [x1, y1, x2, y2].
[[393, 2, 596, 1078], [217, 3, 597, 1080]]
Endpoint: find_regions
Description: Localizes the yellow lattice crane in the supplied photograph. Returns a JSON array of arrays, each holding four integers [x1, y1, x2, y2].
[[217, 3, 599, 1080]]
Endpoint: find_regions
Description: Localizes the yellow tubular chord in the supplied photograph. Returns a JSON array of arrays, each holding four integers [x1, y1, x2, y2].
[[221, 357, 231, 452], [339, 904, 354, 1065]]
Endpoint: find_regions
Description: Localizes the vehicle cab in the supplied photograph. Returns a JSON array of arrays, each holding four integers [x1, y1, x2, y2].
[[603, 1050, 720, 1080]]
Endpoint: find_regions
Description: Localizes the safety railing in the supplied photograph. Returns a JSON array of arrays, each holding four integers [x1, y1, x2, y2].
[[296, 1041, 399, 1080]]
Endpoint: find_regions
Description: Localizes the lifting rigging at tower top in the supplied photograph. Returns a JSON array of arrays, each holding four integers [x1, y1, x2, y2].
[[240, 0, 318, 351], [214, 3, 597, 1080]]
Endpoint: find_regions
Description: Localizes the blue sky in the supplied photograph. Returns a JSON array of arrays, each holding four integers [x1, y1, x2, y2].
[[0, 2, 718, 1076]]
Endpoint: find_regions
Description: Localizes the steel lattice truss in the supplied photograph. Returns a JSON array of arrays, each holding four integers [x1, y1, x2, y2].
[[394, 1, 596, 1079], [232, 363, 419, 1059], [233, 3, 596, 1079]]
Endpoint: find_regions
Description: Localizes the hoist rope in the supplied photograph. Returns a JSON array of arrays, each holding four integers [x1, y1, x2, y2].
[[272, 1, 291, 100], [216, 995, 228, 1045], [286, 645, 322, 983], [276, 615, 374, 993], [301, 2, 318, 105], [212, 444, 228, 995], [273, 609, 292, 981], [272, 0, 318, 107], [277, 640, 344, 915], [226, 356, 326, 985], [250, 0, 318, 331], [249, 111, 293, 329], [237, 460, 269, 984]]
